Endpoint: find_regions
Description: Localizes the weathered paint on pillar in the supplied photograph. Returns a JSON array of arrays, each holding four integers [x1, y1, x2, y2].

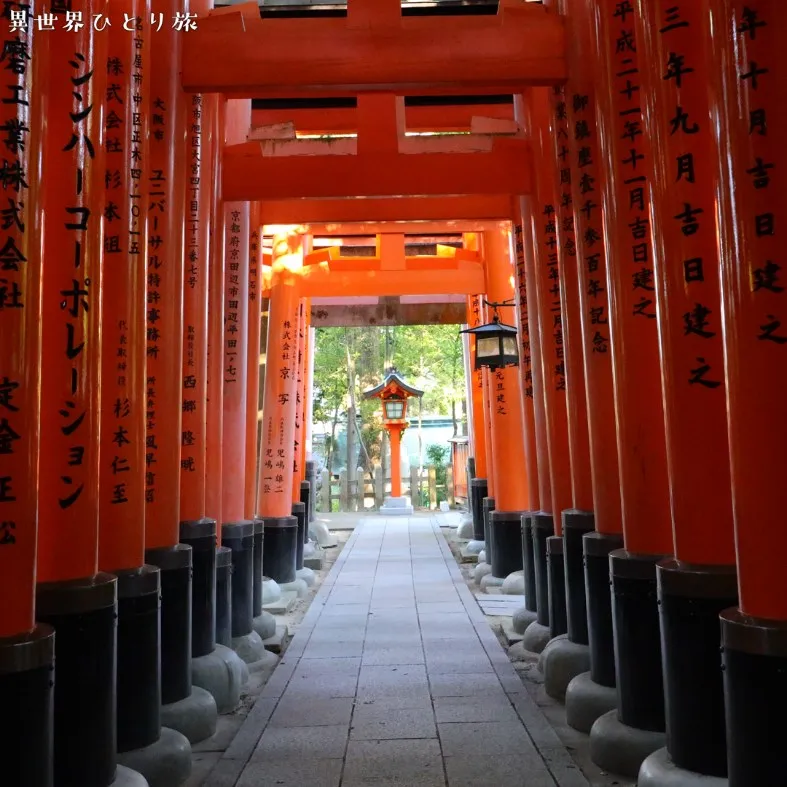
[[594, 0, 672, 556], [710, 0, 786, 618], [564, 0, 622, 536], [304, 324, 315, 460], [466, 293, 488, 479], [37, 0, 107, 583], [99, 0, 150, 573], [180, 82, 215, 521], [205, 96, 225, 524], [245, 203, 262, 519], [0, 3, 43, 635], [550, 85, 593, 512], [635, 0, 735, 565], [146, 0, 188, 549], [482, 226, 529, 512], [256, 229, 304, 518], [512, 228, 540, 510], [524, 88, 572, 531]]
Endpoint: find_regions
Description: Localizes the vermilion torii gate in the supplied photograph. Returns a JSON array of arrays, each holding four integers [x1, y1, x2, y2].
[[0, 1, 785, 786]]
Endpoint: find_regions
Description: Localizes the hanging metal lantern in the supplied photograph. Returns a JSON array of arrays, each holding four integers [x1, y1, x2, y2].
[[461, 307, 520, 371]]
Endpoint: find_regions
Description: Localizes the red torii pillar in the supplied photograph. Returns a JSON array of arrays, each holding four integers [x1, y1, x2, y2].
[[34, 4, 119, 783], [636, 1, 738, 782], [562, 0, 626, 734], [0, 9, 53, 785], [588, 0, 673, 775], [709, 1, 787, 783], [256, 229, 303, 590], [480, 227, 530, 592], [513, 225, 544, 634]]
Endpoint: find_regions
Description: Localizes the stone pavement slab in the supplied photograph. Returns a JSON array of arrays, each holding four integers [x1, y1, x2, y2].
[[207, 515, 588, 787]]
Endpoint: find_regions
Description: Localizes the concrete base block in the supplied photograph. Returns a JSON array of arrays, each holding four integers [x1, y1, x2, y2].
[[473, 561, 492, 585], [457, 518, 474, 539], [459, 546, 479, 563], [303, 539, 316, 558], [252, 610, 277, 640], [590, 710, 667, 779], [160, 687, 217, 744], [262, 577, 282, 604], [191, 646, 247, 715], [279, 577, 309, 599], [262, 624, 289, 654], [538, 635, 591, 701], [501, 618, 525, 645], [304, 545, 324, 571], [116, 727, 192, 787], [232, 630, 279, 672], [565, 671, 618, 734], [296, 566, 316, 587], [477, 549, 486, 563], [465, 539, 484, 555], [309, 520, 337, 547], [512, 605, 538, 635], [508, 640, 540, 663], [639, 747, 729, 787], [522, 620, 551, 654], [502, 570, 525, 595], [113, 765, 150, 787], [263, 589, 298, 614], [480, 573, 505, 593]]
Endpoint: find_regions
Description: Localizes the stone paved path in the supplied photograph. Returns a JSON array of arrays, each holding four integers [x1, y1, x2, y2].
[[207, 516, 588, 787]]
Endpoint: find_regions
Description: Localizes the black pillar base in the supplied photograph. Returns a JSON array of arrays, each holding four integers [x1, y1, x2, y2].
[[145, 544, 193, 706], [180, 518, 218, 659], [584, 531, 623, 688], [261, 515, 298, 584], [292, 502, 306, 570], [562, 510, 594, 645], [722, 610, 787, 786], [532, 512, 553, 627], [546, 535, 568, 638], [470, 478, 488, 542], [221, 521, 255, 639], [252, 519, 264, 618], [610, 550, 665, 732], [489, 510, 525, 578], [116, 566, 162, 753], [300, 481, 311, 545], [0, 624, 55, 787], [482, 497, 495, 562], [37, 573, 117, 787], [215, 546, 233, 648], [521, 513, 537, 613], [657, 561, 737, 778]]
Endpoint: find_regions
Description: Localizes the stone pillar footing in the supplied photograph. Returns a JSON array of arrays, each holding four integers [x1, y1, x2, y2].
[[501, 570, 525, 595], [160, 687, 217, 744], [116, 727, 192, 787], [480, 573, 505, 593], [522, 620, 551, 654], [252, 611, 277, 640], [639, 747, 729, 787], [473, 562, 492, 585], [538, 634, 591, 701], [232, 631, 279, 672], [565, 671, 617, 734], [114, 765, 150, 786], [590, 710, 666, 779], [512, 605, 537, 635], [191, 645, 247, 714]]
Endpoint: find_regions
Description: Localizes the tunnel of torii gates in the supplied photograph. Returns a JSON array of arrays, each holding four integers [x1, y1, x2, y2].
[[0, 0, 784, 785]]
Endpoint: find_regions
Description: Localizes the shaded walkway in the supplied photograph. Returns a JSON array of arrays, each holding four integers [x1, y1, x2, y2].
[[208, 517, 588, 787]]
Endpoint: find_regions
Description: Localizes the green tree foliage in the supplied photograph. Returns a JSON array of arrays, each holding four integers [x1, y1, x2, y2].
[[312, 325, 467, 475]]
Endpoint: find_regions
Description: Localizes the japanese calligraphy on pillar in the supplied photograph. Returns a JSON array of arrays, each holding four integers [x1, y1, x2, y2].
[[734, 3, 784, 347], [610, 0, 656, 322], [146, 95, 167, 503], [181, 94, 203, 480], [0, 0, 33, 575], [103, 15, 147, 511], [513, 226, 533, 399], [568, 89, 609, 355], [224, 208, 243, 386], [551, 87, 579, 288], [249, 226, 259, 307], [293, 302, 304, 476], [540, 203, 565, 391], [468, 292, 485, 397]]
